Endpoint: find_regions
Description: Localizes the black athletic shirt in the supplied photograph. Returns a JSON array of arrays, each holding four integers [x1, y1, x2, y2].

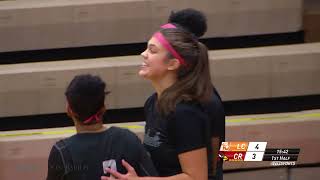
[[143, 89, 225, 179], [47, 127, 157, 180]]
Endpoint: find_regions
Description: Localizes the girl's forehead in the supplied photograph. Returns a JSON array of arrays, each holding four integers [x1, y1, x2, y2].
[[148, 37, 164, 49]]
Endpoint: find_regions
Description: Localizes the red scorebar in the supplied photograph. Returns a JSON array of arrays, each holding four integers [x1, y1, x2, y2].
[[219, 151, 247, 161]]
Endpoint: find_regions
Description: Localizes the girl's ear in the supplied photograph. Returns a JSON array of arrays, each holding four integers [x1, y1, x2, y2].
[[66, 102, 74, 118], [167, 58, 181, 71]]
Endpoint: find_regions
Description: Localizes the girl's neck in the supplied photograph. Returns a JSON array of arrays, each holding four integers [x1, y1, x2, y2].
[[151, 74, 177, 97], [75, 122, 106, 134]]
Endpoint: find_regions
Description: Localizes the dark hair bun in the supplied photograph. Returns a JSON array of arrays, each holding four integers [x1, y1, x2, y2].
[[168, 8, 207, 38]]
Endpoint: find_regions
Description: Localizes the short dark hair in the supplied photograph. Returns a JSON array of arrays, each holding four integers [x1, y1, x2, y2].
[[65, 74, 108, 124]]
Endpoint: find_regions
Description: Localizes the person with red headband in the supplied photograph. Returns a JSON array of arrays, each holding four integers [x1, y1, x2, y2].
[[102, 8, 225, 180], [47, 74, 157, 180]]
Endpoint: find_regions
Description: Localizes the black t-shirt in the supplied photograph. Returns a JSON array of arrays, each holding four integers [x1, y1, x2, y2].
[[47, 127, 157, 180], [143, 89, 225, 179]]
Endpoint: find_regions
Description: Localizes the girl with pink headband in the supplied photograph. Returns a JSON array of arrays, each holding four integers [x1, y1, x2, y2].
[[103, 8, 225, 180]]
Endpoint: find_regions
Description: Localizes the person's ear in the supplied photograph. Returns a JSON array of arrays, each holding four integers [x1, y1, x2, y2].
[[167, 58, 180, 71], [66, 102, 74, 118]]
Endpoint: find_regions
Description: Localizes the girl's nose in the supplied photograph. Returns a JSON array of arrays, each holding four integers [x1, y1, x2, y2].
[[141, 49, 147, 58]]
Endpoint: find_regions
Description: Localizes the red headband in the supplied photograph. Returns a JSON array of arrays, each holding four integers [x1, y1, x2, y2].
[[67, 100, 104, 125], [82, 109, 104, 124]]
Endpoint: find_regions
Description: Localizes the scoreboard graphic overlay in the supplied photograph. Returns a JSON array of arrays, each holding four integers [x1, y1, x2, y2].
[[219, 142, 299, 165]]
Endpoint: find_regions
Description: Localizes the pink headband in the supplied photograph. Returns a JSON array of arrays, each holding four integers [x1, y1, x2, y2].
[[82, 110, 103, 124], [153, 30, 187, 66], [161, 23, 176, 29], [153, 32, 187, 66]]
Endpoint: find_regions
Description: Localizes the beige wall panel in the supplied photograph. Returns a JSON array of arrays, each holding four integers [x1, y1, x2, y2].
[[214, 0, 302, 37], [0, 0, 152, 52], [224, 168, 288, 180], [211, 56, 272, 101], [71, 0, 152, 46], [271, 53, 320, 97], [0, 138, 58, 180], [0, 0, 302, 52], [0, 5, 74, 51], [210, 43, 320, 101], [290, 167, 320, 180]]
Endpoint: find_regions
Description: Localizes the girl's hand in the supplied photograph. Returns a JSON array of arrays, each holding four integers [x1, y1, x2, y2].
[[101, 159, 139, 180]]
